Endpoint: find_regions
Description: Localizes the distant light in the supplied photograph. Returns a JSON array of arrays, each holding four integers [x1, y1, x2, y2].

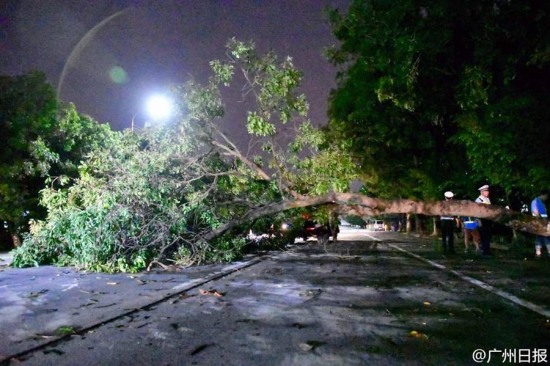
[[109, 66, 128, 84], [146, 95, 172, 120]]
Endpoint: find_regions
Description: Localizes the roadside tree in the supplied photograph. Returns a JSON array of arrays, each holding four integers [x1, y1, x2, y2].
[[0, 72, 112, 247], [326, 0, 550, 202]]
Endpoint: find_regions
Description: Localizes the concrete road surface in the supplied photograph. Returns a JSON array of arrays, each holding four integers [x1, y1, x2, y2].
[[1, 227, 549, 365]]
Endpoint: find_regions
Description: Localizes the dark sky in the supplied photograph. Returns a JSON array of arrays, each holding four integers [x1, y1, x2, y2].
[[0, 0, 349, 132]]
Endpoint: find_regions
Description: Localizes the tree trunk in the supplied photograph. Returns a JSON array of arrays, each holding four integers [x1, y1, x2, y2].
[[415, 214, 421, 234], [432, 216, 438, 236], [10, 233, 21, 247], [202, 192, 550, 243]]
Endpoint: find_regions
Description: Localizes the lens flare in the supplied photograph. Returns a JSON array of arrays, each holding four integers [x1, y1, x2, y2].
[[109, 66, 128, 84]]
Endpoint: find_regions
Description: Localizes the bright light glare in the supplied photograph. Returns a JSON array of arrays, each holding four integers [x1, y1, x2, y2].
[[146, 95, 172, 120]]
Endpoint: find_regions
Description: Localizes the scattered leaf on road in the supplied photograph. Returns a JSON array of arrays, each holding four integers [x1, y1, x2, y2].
[[27, 289, 48, 298], [56, 326, 76, 336], [189, 343, 212, 356], [298, 340, 325, 351], [409, 330, 429, 340], [199, 288, 224, 297], [298, 342, 313, 351]]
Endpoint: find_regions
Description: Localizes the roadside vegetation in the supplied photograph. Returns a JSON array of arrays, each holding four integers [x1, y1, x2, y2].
[[326, 0, 550, 203]]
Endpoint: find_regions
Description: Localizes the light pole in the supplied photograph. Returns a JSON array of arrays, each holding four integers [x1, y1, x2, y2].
[[131, 112, 139, 132]]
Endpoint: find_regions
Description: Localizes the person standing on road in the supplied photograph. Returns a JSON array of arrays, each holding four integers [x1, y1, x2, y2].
[[440, 191, 457, 254], [531, 189, 550, 259], [475, 185, 492, 256], [329, 210, 340, 242], [461, 216, 481, 254]]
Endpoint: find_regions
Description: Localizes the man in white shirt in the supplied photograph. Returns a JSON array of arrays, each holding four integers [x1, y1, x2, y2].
[[440, 191, 457, 254], [475, 185, 492, 256]]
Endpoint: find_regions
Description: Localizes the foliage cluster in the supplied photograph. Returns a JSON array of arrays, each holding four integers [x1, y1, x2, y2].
[[12, 39, 357, 272], [0, 72, 111, 244], [327, 0, 550, 203]]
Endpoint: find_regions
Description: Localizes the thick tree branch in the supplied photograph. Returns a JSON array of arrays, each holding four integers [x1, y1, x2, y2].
[[203, 193, 549, 241]]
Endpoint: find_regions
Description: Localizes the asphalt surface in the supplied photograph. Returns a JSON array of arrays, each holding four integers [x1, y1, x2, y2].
[[1, 228, 549, 365]]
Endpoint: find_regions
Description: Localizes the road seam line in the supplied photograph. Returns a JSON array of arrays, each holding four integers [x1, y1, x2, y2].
[[171, 257, 263, 291]]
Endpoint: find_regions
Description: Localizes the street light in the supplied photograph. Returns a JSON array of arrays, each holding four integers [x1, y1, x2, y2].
[[146, 95, 173, 121], [131, 112, 139, 132], [131, 94, 173, 132]]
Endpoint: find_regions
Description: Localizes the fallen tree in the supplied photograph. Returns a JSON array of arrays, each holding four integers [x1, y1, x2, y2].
[[12, 40, 547, 273], [205, 193, 549, 241]]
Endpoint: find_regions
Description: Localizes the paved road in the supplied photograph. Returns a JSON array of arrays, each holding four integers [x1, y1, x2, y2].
[[1, 228, 549, 365]]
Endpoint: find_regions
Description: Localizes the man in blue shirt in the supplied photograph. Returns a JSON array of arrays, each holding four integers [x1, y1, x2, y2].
[[531, 189, 550, 258]]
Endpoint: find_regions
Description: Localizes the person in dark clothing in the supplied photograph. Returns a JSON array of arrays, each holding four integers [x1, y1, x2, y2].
[[440, 191, 457, 254], [531, 189, 550, 258]]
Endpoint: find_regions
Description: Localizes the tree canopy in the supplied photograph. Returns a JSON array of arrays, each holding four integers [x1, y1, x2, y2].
[[326, 0, 550, 202], [0, 72, 57, 239], [0, 72, 111, 246]]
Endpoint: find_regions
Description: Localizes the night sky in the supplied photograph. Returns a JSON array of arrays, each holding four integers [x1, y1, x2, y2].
[[0, 0, 349, 133]]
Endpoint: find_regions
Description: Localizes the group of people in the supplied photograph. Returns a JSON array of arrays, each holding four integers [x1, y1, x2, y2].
[[440, 185, 492, 255], [440, 186, 550, 258]]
